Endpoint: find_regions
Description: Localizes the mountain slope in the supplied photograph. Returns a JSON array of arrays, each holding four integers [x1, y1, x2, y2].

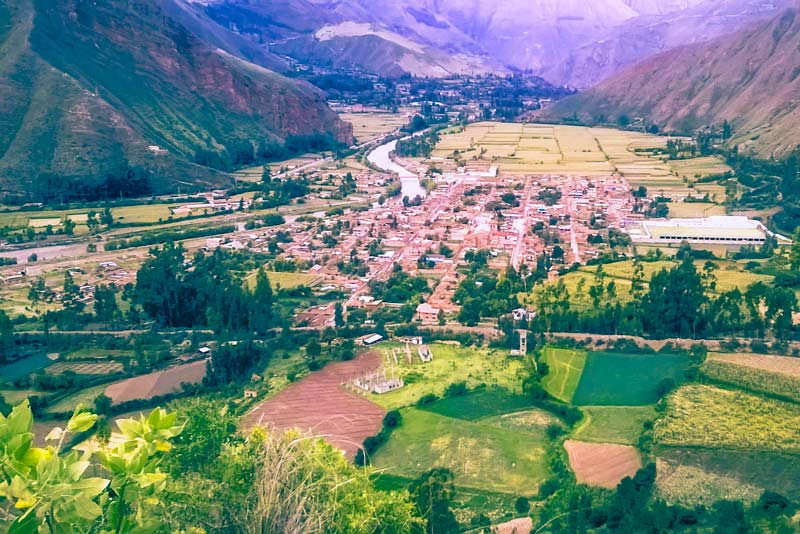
[[194, 0, 789, 85], [538, 7, 800, 157], [0, 0, 351, 201]]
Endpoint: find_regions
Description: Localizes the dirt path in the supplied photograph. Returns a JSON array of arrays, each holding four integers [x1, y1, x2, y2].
[[244, 351, 385, 458]]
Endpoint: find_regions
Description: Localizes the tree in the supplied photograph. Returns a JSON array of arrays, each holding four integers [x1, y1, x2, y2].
[[93, 284, 119, 323], [334, 302, 345, 329], [62, 217, 75, 236], [0, 309, 14, 362], [791, 229, 800, 272], [100, 207, 114, 228], [409, 468, 460, 534], [261, 165, 272, 185], [61, 271, 84, 314], [249, 268, 274, 334]]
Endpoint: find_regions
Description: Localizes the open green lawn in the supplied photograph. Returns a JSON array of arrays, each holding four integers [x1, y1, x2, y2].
[[571, 406, 656, 445], [371, 344, 525, 410], [372, 407, 550, 495], [654, 384, 800, 452], [540, 347, 586, 403], [572, 351, 690, 406]]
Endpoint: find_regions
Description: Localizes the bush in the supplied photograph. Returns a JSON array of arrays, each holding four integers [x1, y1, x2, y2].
[[416, 393, 439, 407], [444, 381, 468, 398], [383, 410, 402, 429], [514, 496, 531, 515]]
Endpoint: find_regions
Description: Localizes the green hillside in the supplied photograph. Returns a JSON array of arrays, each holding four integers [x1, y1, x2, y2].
[[0, 0, 352, 201]]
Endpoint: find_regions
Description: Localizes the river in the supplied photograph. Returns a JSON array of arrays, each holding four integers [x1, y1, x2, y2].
[[367, 137, 426, 201]]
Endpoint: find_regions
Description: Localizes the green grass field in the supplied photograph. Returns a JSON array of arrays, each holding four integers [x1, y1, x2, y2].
[[420, 389, 534, 421], [654, 385, 800, 452], [571, 352, 690, 406], [371, 344, 525, 410], [571, 406, 656, 445], [244, 270, 321, 290], [372, 407, 550, 495], [540, 347, 586, 403]]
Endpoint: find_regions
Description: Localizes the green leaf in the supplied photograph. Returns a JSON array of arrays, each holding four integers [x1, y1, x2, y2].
[[68, 460, 91, 480], [72, 477, 110, 498], [6, 401, 33, 436], [67, 412, 97, 433], [7, 506, 37, 534]]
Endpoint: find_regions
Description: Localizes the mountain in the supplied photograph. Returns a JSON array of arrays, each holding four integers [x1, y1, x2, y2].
[[544, 0, 795, 87], [537, 7, 800, 158], [0, 0, 352, 201], [191, 0, 789, 85]]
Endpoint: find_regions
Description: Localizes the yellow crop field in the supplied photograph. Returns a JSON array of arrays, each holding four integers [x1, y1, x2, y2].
[[430, 122, 709, 181]]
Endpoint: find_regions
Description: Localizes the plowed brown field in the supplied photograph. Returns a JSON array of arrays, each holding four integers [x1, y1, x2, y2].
[[245, 352, 385, 458], [564, 440, 642, 488]]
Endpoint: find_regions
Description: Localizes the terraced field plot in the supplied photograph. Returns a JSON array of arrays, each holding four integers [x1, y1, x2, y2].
[[571, 351, 690, 406], [654, 384, 800, 451], [540, 347, 586, 403]]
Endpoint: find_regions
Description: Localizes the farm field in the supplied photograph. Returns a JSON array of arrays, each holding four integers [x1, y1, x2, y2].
[[702, 358, 800, 402], [45, 361, 124, 375], [429, 122, 730, 191], [571, 351, 690, 406], [654, 384, 800, 451], [539, 347, 586, 403], [708, 352, 800, 378], [104, 360, 207, 405], [340, 110, 411, 143], [656, 448, 800, 505], [245, 351, 385, 458], [370, 344, 525, 410], [44, 385, 108, 415], [245, 270, 321, 290], [0, 203, 182, 229], [372, 407, 550, 495], [564, 440, 641, 489], [665, 202, 726, 218], [571, 406, 656, 445]]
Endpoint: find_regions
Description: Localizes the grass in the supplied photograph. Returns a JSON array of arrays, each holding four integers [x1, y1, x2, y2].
[[370, 344, 525, 411], [420, 389, 535, 421], [339, 110, 410, 143], [572, 352, 691, 406], [44, 384, 107, 414], [656, 447, 800, 505], [245, 270, 321, 290], [540, 347, 586, 403], [702, 359, 800, 403], [372, 407, 550, 495], [654, 384, 800, 452], [571, 406, 656, 445]]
